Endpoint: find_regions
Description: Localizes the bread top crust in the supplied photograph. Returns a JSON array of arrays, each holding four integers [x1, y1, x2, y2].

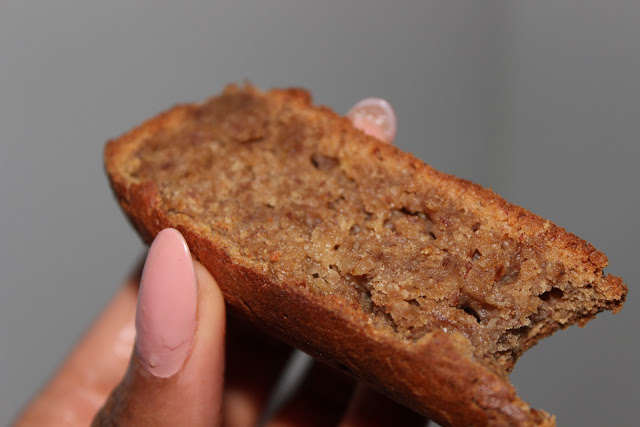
[[105, 84, 626, 426], [109, 84, 623, 282]]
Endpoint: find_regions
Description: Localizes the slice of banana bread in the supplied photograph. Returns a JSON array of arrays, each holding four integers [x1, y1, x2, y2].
[[105, 84, 626, 426]]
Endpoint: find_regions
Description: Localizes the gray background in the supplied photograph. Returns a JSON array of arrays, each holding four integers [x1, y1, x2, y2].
[[1, 1, 638, 425]]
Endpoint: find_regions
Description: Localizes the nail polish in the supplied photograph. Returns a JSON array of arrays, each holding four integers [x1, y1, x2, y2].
[[135, 228, 197, 378], [347, 97, 397, 144]]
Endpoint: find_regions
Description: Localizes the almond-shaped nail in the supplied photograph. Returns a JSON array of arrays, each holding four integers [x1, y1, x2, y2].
[[135, 228, 197, 378], [347, 97, 397, 144]]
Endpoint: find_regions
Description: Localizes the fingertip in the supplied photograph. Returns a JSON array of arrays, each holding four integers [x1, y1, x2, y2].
[[93, 234, 226, 425], [347, 98, 397, 144], [135, 228, 197, 378]]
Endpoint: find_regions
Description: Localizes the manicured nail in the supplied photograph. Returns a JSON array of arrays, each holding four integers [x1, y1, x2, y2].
[[135, 228, 197, 378], [347, 97, 397, 144]]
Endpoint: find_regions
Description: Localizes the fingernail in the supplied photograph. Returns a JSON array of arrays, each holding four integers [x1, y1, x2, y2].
[[346, 97, 397, 144], [135, 228, 197, 378]]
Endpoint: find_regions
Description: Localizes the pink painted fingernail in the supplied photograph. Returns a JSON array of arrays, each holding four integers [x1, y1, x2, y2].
[[135, 228, 197, 378], [347, 97, 397, 144]]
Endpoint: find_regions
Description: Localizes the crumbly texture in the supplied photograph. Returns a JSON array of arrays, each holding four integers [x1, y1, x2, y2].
[[105, 85, 626, 426]]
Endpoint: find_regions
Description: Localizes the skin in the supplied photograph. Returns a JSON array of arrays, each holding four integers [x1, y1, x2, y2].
[[14, 100, 426, 427]]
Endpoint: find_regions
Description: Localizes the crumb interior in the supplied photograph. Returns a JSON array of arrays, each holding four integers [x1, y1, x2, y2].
[[131, 92, 592, 369]]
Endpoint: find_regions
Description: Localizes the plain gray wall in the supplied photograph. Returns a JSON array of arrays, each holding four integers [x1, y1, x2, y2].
[[1, 1, 637, 425]]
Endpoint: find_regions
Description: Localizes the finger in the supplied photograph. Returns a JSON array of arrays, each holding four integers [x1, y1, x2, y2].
[[265, 362, 356, 427], [339, 384, 427, 427], [92, 228, 226, 426], [14, 266, 141, 427], [347, 98, 397, 144], [221, 316, 294, 427]]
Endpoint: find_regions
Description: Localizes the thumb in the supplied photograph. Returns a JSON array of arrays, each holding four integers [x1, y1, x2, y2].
[[93, 228, 225, 426]]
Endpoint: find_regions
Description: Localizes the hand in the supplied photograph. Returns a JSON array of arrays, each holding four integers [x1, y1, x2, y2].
[[15, 98, 423, 426]]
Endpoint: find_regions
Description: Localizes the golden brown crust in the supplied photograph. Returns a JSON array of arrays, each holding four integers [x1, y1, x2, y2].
[[104, 84, 625, 426]]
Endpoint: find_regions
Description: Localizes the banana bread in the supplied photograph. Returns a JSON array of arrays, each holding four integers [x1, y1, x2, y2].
[[105, 84, 626, 426]]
